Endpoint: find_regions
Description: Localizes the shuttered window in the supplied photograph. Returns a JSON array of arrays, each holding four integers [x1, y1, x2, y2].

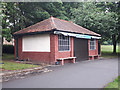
[[58, 35, 70, 51], [90, 39, 96, 50]]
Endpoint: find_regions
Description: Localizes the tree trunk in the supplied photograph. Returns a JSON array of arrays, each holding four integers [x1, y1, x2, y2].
[[112, 34, 117, 54], [113, 42, 116, 54]]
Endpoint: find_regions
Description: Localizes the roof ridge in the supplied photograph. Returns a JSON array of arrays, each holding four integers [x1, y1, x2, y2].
[[50, 16, 57, 29], [14, 16, 101, 36], [53, 17, 72, 23], [52, 17, 100, 36]]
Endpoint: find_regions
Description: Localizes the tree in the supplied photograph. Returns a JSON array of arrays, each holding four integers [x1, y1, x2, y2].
[[70, 2, 119, 54], [2, 2, 68, 42], [2, 2, 119, 54], [2, 2, 22, 41], [96, 2, 120, 54]]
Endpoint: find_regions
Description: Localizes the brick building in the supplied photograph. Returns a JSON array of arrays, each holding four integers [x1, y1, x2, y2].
[[13, 17, 101, 65]]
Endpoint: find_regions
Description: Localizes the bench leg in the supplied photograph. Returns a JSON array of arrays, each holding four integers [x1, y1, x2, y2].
[[72, 58, 75, 63], [89, 56, 94, 60], [91, 56, 94, 60], [95, 56, 99, 59], [61, 60, 64, 65]]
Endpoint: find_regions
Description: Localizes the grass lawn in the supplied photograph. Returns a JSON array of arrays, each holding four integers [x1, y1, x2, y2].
[[105, 76, 119, 89], [0, 60, 39, 70], [1, 53, 39, 70], [2, 53, 14, 60], [101, 45, 119, 53], [101, 45, 119, 58]]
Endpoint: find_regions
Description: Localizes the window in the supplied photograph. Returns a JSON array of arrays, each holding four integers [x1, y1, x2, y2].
[[90, 39, 96, 50], [58, 34, 70, 51]]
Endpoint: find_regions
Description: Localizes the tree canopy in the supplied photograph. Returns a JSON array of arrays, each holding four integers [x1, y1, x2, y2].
[[1, 2, 120, 53]]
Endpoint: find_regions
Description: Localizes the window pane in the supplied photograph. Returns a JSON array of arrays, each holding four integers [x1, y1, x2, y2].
[[90, 39, 96, 50], [58, 35, 70, 51], [92, 42, 94, 45]]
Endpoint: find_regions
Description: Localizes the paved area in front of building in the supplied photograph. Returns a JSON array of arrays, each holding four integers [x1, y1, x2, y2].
[[2, 58, 118, 88]]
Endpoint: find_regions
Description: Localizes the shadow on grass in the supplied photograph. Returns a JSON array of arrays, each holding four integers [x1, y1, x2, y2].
[[2, 53, 14, 60], [101, 52, 119, 59]]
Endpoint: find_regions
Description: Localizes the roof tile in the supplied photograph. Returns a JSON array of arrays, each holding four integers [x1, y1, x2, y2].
[[14, 17, 100, 36]]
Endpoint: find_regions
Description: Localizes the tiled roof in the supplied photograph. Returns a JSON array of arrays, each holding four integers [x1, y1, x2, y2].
[[14, 16, 101, 36]]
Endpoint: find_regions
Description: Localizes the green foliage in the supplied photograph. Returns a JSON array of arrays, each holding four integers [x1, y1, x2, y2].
[[70, 2, 119, 41], [102, 40, 112, 45], [102, 41, 108, 45], [105, 76, 119, 88], [1, 2, 69, 41], [1, 2, 120, 53], [2, 28, 12, 41], [0, 2, 2, 21], [101, 45, 119, 58], [70, 2, 119, 53]]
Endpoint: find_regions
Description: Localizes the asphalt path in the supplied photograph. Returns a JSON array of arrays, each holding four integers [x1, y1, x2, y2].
[[2, 58, 118, 88]]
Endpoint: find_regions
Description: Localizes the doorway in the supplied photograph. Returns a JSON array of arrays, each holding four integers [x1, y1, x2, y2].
[[74, 38, 89, 61]]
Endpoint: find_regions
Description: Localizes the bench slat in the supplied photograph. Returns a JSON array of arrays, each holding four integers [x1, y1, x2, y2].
[[57, 57, 76, 60], [89, 55, 98, 57]]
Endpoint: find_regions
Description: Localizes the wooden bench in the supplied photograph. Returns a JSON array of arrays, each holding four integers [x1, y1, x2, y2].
[[57, 57, 76, 65]]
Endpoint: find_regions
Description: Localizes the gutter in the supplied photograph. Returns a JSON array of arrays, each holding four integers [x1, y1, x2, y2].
[[13, 30, 55, 38], [13, 29, 101, 40], [54, 31, 101, 39]]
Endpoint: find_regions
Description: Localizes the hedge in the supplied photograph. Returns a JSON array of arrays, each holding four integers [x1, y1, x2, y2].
[[2, 45, 14, 54]]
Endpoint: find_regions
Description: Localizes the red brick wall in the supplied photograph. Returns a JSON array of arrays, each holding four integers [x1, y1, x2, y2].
[[56, 37, 74, 58], [50, 34, 74, 64], [22, 52, 50, 63], [15, 36, 51, 63], [88, 39, 98, 56], [99, 41, 101, 56], [15, 34, 100, 63], [15, 34, 74, 64], [50, 34, 58, 64], [18, 37, 22, 60], [14, 39, 16, 59]]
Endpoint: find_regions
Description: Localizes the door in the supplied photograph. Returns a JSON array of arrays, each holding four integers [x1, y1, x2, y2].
[[74, 38, 89, 61], [98, 40, 101, 55]]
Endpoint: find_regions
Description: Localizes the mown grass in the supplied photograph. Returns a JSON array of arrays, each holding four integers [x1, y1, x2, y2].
[[0, 60, 39, 70], [2, 53, 14, 60], [101, 45, 119, 53], [101, 52, 119, 58], [105, 76, 120, 89], [101, 45, 119, 58], [1, 53, 39, 70]]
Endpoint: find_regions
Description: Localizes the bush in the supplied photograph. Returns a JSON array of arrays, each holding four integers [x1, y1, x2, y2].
[[2, 45, 14, 54], [102, 41, 108, 45]]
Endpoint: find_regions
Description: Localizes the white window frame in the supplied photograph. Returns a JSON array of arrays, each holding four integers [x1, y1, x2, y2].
[[58, 34, 71, 51], [90, 39, 96, 50]]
